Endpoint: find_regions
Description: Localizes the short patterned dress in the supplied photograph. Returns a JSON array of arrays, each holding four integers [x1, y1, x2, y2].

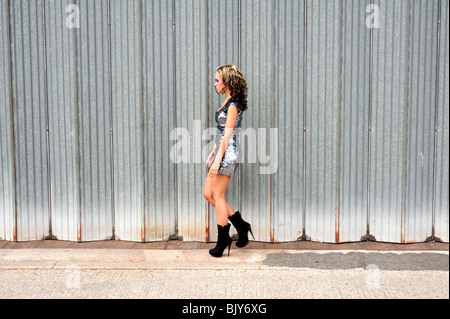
[[213, 98, 243, 178]]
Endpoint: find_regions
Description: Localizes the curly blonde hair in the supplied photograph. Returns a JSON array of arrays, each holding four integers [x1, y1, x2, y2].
[[216, 64, 248, 111]]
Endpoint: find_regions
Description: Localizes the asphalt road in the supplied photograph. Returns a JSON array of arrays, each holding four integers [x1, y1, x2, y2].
[[0, 248, 448, 299]]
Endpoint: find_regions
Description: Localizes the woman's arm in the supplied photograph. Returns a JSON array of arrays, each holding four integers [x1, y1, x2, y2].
[[206, 143, 217, 168], [208, 104, 238, 176]]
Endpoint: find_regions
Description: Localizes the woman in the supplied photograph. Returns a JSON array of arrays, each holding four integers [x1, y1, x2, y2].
[[203, 64, 254, 258]]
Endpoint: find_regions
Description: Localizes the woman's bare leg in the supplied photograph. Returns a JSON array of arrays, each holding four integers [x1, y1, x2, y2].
[[203, 174, 235, 217], [211, 175, 233, 226]]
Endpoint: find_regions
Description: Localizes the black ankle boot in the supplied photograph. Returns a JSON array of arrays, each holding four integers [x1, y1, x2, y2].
[[209, 224, 232, 258], [229, 211, 254, 248]]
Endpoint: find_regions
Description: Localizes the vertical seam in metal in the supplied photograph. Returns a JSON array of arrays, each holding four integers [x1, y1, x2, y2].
[[335, 0, 344, 244], [301, 0, 307, 240], [172, 0, 178, 238], [238, 0, 241, 68], [400, 0, 412, 244], [74, 0, 82, 242], [237, 0, 242, 217], [107, 0, 116, 240], [7, 0, 18, 242], [205, 0, 210, 242], [42, 0, 53, 240], [269, 0, 276, 243], [139, 0, 146, 242], [366, 0, 374, 241], [431, 0, 442, 241]]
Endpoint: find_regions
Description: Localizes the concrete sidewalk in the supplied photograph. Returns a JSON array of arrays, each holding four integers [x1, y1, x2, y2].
[[0, 240, 448, 299], [1, 239, 449, 250]]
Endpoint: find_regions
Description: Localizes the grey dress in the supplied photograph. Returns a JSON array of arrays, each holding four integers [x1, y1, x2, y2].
[[213, 98, 243, 177]]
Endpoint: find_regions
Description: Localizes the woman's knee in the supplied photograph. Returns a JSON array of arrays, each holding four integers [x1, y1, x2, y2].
[[203, 190, 214, 203], [209, 175, 229, 203], [211, 190, 225, 202]]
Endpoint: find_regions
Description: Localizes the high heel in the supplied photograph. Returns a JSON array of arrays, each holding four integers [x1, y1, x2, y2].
[[209, 224, 232, 258], [229, 211, 254, 248], [248, 225, 255, 240]]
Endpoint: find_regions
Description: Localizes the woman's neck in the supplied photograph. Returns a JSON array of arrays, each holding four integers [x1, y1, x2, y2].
[[225, 89, 232, 100]]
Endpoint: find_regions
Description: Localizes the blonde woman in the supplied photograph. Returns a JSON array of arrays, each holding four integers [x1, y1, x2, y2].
[[203, 65, 254, 258]]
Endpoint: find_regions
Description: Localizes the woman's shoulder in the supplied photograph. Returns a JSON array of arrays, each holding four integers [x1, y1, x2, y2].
[[226, 98, 243, 113]]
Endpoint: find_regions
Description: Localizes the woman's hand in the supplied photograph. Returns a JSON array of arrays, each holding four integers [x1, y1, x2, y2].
[[208, 162, 220, 178], [206, 151, 215, 168]]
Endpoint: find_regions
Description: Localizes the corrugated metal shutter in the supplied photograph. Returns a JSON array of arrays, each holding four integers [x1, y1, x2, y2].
[[435, 0, 449, 243], [0, 0, 448, 243], [10, 0, 50, 241], [0, 0, 14, 241]]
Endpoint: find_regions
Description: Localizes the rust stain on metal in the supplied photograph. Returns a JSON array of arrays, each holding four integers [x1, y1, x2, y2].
[[140, 214, 145, 242], [401, 206, 405, 243], [7, 0, 17, 242], [270, 175, 274, 243], [141, 225, 145, 243], [335, 218, 339, 244], [335, 185, 340, 243], [205, 201, 209, 242], [140, 193, 145, 242], [270, 213, 274, 243]]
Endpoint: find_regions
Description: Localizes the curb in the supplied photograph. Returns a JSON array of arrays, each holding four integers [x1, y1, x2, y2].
[[0, 240, 448, 251]]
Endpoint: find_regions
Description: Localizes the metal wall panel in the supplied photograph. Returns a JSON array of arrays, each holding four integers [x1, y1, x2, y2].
[[370, 0, 411, 243], [110, 0, 144, 242], [9, 0, 50, 241], [142, 0, 177, 242], [339, 0, 370, 243], [371, 0, 439, 243], [1, 0, 448, 244], [435, 0, 449, 243], [305, 0, 342, 243], [45, 0, 79, 241], [0, 0, 14, 241], [403, 0, 438, 242], [175, 0, 209, 242], [76, 0, 113, 241], [273, 0, 305, 242], [208, 0, 240, 242], [240, 0, 275, 243]]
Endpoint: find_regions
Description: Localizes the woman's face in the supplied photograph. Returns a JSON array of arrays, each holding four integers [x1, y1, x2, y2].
[[215, 71, 225, 94]]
